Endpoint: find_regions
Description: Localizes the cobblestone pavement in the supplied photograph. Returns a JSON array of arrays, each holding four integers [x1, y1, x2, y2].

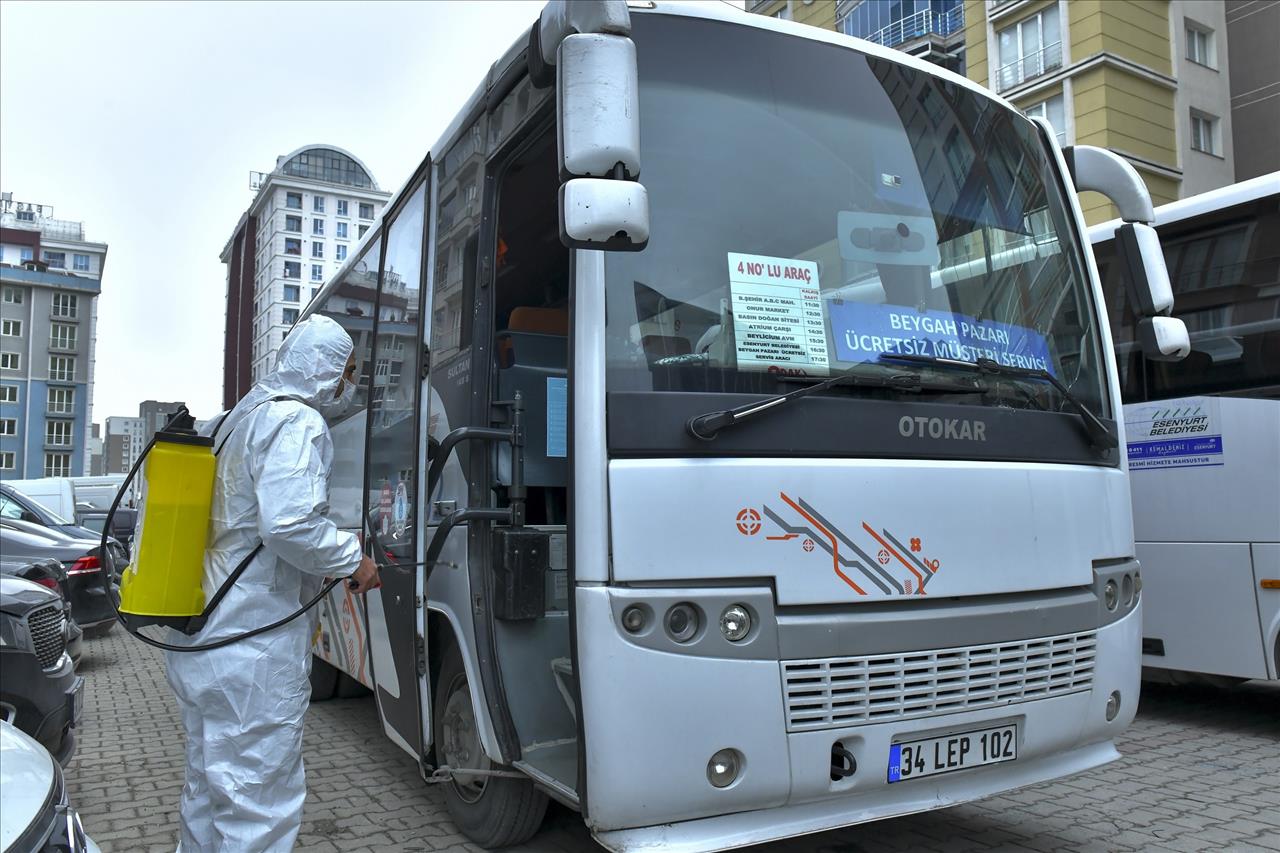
[[68, 627, 1278, 853]]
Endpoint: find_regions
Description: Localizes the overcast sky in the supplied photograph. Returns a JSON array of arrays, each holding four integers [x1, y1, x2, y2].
[[0, 0, 541, 422]]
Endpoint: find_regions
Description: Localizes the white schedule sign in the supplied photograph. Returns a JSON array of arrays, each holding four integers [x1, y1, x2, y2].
[[727, 252, 829, 374]]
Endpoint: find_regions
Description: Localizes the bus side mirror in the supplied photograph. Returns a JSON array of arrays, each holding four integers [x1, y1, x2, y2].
[[1115, 222, 1172, 316], [559, 179, 649, 251], [1137, 316, 1191, 361], [538, 0, 649, 252]]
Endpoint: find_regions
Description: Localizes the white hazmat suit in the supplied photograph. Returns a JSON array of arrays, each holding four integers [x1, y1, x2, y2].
[[165, 315, 363, 852]]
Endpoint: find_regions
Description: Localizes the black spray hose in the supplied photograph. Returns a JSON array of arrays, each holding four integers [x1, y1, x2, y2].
[[99, 427, 349, 654]]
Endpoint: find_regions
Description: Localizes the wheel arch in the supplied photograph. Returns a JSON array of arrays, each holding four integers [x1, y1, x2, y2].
[[426, 604, 504, 762]]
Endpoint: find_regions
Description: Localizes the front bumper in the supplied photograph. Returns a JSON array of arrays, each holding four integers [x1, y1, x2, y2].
[[576, 586, 1141, 848], [0, 647, 82, 766]]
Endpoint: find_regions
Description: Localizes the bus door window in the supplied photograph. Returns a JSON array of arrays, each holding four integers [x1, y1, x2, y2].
[[491, 127, 569, 526]]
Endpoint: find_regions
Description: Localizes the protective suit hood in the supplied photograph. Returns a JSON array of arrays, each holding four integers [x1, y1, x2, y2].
[[259, 315, 353, 408]]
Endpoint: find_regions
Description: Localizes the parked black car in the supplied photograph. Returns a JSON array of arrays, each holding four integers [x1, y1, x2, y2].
[[76, 508, 137, 558], [0, 558, 83, 667], [0, 520, 121, 637], [0, 577, 84, 766]]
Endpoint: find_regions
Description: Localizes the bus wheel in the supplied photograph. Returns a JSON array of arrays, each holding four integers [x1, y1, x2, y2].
[[309, 656, 339, 702], [433, 643, 548, 848]]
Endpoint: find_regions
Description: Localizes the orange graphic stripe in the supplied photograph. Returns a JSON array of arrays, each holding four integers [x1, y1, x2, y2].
[[862, 523, 926, 595], [781, 492, 866, 595], [766, 533, 800, 541]]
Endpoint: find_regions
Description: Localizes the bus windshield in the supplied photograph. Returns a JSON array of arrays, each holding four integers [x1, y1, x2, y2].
[[605, 13, 1107, 418]]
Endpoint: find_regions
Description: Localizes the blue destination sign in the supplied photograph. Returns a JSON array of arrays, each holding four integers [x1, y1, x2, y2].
[[827, 302, 1056, 375]]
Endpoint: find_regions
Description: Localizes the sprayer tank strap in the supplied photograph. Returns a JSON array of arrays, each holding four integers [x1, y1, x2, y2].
[[211, 395, 294, 457]]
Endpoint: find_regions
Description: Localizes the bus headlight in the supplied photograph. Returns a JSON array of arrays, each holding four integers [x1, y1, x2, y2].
[[621, 605, 646, 634], [1104, 580, 1118, 611], [707, 748, 742, 788], [1106, 690, 1121, 721], [719, 605, 752, 642], [665, 603, 700, 643], [1121, 574, 1134, 607]]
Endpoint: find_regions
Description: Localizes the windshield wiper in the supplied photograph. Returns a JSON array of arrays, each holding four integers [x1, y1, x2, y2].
[[686, 370, 985, 440], [878, 353, 1118, 450]]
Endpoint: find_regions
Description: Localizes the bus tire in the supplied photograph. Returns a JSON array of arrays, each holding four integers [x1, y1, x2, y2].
[[335, 671, 371, 698], [433, 642, 548, 848], [309, 656, 339, 702]]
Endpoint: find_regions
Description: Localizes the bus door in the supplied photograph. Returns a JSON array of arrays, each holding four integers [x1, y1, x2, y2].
[[364, 175, 431, 759]]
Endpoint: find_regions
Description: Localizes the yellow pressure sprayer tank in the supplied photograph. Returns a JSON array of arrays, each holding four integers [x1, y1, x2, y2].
[[118, 429, 216, 628]]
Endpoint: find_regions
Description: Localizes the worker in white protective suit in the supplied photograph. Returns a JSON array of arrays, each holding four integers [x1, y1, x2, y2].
[[165, 314, 379, 852]]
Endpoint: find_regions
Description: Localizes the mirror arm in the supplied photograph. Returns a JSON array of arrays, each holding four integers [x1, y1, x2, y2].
[[1062, 145, 1155, 225]]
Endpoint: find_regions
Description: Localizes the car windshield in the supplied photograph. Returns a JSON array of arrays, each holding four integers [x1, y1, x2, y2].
[[605, 14, 1107, 418]]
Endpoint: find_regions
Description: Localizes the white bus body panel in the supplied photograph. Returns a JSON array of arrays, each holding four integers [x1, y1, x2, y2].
[[609, 459, 1133, 602], [1125, 396, 1280, 678]]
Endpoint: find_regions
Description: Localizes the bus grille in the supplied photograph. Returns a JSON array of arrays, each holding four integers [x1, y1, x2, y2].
[[27, 605, 67, 670], [781, 631, 1097, 732]]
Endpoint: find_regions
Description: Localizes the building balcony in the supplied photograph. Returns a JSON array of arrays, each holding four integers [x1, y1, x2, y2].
[[858, 3, 965, 51], [48, 343, 78, 354], [996, 41, 1063, 92]]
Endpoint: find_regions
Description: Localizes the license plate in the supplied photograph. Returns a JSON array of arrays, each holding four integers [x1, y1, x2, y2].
[[888, 723, 1017, 783], [66, 677, 85, 727]]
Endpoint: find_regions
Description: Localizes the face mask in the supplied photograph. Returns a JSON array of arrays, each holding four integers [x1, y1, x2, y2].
[[319, 376, 356, 420]]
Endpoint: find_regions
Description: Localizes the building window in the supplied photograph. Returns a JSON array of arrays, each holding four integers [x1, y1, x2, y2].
[[1190, 111, 1220, 155], [312, 242, 324, 259], [0, 384, 16, 403], [44, 452, 71, 477], [359, 202, 374, 220], [0, 418, 15, 435], [311, 288, 319, 302], [284, 237, 302, 255], [336, 244, 348, 262], [73, 254, 90, 272], [285, 215, 302, 232], [52, 293, 77, 318], [312, 219, 325, 236], [282, 308, 299, 325], [313, 196, 326, 213], [1, 353, 20, 371], [48, 355, 75, 381], [337, 200, 348, 217], [43, 251, 66, 269], [286, 192, 303, 210], [311, 264, 324, 282], [45, 420, 73, 447], [49, 324, 77, 350], [358, 224, 369, 239], [16, 210, 34, 222], [2, 287, 21, 304], [996, 7, 1061, 91], [1, 319, 20, 337], [1024, 94, 1067, 145], [19, 248, 32, 262], [336, 222, 348, 239], [771, 4, 792, 20], [283, 284, 300, 303], [0, 451, 13, 470], [284, 261, 301, 279], [47, 387, 74, 414], [1186, 23, 1215, 68]]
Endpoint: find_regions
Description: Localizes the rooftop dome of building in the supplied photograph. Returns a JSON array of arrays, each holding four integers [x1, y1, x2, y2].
[[274, 145, 379, 191]]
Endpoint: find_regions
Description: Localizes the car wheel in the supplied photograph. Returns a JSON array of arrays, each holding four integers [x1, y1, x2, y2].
[[433, 641, 547, 848], [310, 656, 339, 702]]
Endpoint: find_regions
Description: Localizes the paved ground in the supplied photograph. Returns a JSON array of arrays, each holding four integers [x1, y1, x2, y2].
[[68, 627, 1279, 852]]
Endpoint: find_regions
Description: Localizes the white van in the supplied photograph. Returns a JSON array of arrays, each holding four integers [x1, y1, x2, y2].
[[0, 475, 125, 521]]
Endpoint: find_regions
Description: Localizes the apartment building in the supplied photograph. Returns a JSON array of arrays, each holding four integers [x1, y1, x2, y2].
[[221, 145, 390, 409], [965, 0, 1240, 221], [747, 0, 838, 29], [0, 195, 107, 478], [103, 415, 143, 475], [1226, 0, 1280, 181]]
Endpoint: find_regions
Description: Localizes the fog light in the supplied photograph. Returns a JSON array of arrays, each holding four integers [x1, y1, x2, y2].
[[666, 603, 700, 643], [719, 605, 752, 642], [707, 748, 741, 788], [1122, 574, 1134, 607], [1106, 690, 1121, 721], [1104, 580, 1118, 611], [1134, 572, 1142, 595], [621, 606, 646, 634]]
